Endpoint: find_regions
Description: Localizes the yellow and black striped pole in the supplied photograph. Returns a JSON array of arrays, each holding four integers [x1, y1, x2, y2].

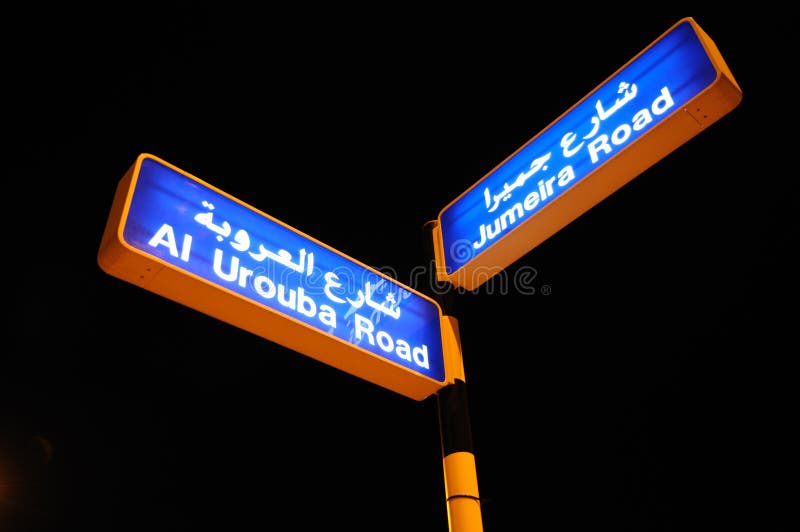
[[423, 221, 484, 532], [438, 377, 483, 532]]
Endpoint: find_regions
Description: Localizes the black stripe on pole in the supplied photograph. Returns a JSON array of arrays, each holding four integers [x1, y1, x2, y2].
[[437, 378, 474, 456]]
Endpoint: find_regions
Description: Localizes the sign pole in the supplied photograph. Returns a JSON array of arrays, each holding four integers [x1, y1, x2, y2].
[[423, 220, 484, 532]]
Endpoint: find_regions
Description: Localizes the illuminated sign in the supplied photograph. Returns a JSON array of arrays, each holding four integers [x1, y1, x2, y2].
[[98, 154, 453, 401], [434, 17, 742, 290]]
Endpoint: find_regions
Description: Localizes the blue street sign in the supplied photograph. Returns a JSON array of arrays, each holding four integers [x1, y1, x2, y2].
[[98, 154, 452, 400], [435, 17, 742, 290]]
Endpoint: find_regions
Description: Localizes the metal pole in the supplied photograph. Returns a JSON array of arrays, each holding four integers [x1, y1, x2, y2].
[[423, 220, 484, 532]]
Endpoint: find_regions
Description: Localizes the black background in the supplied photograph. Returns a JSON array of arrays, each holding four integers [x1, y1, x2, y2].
[[3, 6, 795, 532]]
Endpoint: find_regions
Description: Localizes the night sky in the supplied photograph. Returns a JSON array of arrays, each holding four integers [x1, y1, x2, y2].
[[3, 6, 795, 532]]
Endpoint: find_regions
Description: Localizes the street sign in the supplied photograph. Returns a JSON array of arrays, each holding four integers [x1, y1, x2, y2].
[[434, 17, 742, 290], [98, 153, 454, 400]]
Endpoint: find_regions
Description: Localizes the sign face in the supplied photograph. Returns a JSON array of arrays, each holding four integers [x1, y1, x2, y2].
[[98, 154, 451, 400], [435, 17, 742, 290]]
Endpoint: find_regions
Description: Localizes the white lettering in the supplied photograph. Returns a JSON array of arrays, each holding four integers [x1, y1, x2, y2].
[[523, 190, 540, 211], [297, 287, 316, 318], [148, 224, 179, 257], [213, 248, 239, 281], [466, 86, 676, 261], [588, 85, 675, 164], [413, 344, 429, 369], [253, 275, 276, 298], [277, 284, 295, 309], [631, 108, 653, 130], [212, 248, 338, 329], [353, 314, 430, 369], [318, 304, 336, 328], [355, 314, 374, 345], [652, 86, 674, 115], [587, 134, 612, 163], [499, 203, 523, 231], [395, 340, 412, 361], [557, 165, 576, 187], [237, 264, 253, 288], [180, 234, 192, 262], [610, 123, 632, 145], [376, 331, 394, 352]]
